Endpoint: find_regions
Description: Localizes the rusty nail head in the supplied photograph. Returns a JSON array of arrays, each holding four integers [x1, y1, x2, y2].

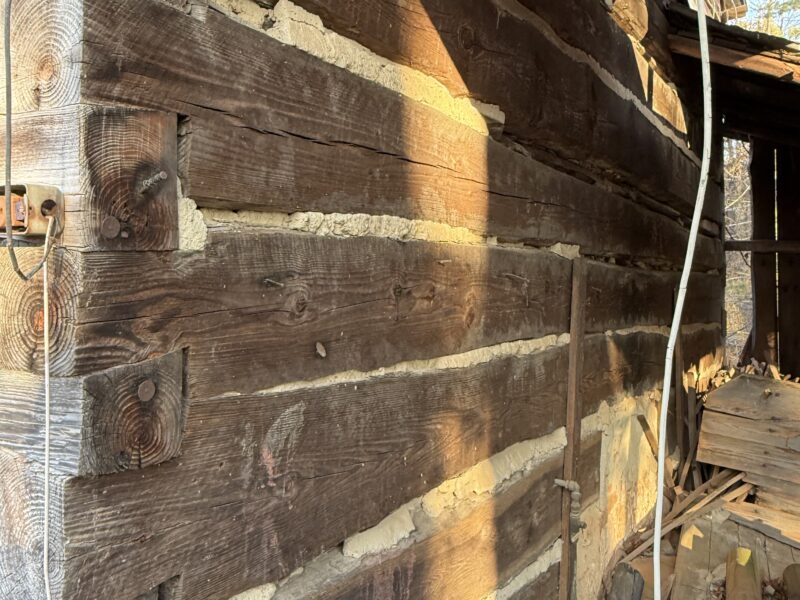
[[100, 215, 121, 239], [138, 379, 157, 402]]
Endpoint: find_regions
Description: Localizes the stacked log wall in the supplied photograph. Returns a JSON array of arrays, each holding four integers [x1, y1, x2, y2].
[[0, 0, 724, 598]]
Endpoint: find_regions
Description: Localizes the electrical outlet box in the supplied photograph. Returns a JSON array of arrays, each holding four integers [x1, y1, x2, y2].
[[0, 184, 63, 237]]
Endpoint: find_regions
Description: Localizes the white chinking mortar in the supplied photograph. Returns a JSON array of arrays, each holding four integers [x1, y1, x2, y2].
[[210, 0, 504, 135]]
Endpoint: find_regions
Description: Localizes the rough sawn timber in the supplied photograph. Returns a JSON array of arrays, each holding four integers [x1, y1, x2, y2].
[[55, 328, 719, 599], [78, 0, 718, 224], [0, 230, 722, 395]]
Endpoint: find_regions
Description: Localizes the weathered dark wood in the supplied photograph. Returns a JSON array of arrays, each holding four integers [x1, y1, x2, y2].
[[186, 113, 722, 270], [560, 258, 586, 600], [726, 547, 762, 600], [0, 369, 83, 474], [508, 562, 560, 600], [727, 240, 800, 253], [80, 109, 178, 251], [318, 437, 600, 600], [81, 351, 186, 475], [57, 329, 664, 600], [1, 228, 722, 390], [584, 262, 723, 333], [0, 448, 67, 600], [79, 0, 716, 223], [0, 106, 179, 251], [749, 141, 778, 365], [777, 146, 800, 375], [671, 34, 800, 84]]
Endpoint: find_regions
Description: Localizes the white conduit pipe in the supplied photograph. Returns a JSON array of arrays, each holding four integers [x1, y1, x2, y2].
[[653, 1, 713, 599]]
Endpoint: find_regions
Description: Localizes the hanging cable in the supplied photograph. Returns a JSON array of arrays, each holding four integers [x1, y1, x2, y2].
[[652, 1, 713, 599], [4, 0, 54, 282], [41, 215, 54, 600], [4, 1, 56, 597]]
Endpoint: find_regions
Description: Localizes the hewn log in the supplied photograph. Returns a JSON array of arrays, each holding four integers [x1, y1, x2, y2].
[[0, 0, 82, 113], [0, 106, 179, 251], [0, 449, 67, 600], [314, 436, 601, 600], [55, 329, 691, 599], [81, 350, 186, 475], [185, 112, 722, 270], [0, 353, 188, 478], [79, 0, 718, 223]]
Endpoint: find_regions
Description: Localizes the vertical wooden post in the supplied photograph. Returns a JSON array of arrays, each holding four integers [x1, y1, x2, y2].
[[750, 140, 778, 366], [777, 146, 800, 375], [559, 258, 586, 600]]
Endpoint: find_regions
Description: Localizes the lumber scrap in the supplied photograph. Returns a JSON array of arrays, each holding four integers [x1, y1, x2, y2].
[[726, 503, 800, 550], [726, 547, 762, 600]]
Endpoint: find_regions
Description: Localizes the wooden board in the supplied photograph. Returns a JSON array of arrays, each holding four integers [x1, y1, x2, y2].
[[726, 503, 800, 550], [315, 437, 600, 600], [79, 0, 717, 223], [749, 140, 778, 365], [746, 473, 800, 518], [703, 375, 800, 420], [185, 111, 722, 271], [777, 147, 800, 375], [60, 379, 600, 599]]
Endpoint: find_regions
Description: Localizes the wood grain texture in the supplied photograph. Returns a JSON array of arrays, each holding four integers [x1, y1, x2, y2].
[[584, 262, 722, 332], [81, 351, 186, 475], [79, 0, 717, 223], [0, 230, 723, 397], [0, 369, 83, 474], [0, 449, 67, 600], [699, 376, 800, 487], [0, 105, 179, 251], [79, 108, 178, 251], [284, 0, 713, 221], [185, 111, 722, 270], [726, 503, 800, 550], [0, 0, 82, 113], [317, 436, 600, 600], [55, 328, 655, 600]]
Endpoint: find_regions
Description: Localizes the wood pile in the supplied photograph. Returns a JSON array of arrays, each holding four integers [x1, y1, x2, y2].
[[608, 371, 800, 599]]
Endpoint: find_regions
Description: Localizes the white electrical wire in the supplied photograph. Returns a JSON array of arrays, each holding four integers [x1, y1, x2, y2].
[[653, 2, 713, 599], [42, 215, 54, 600]]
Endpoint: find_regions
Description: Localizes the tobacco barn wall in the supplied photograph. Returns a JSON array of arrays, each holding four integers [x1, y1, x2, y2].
[[0, 0, 724, 599]]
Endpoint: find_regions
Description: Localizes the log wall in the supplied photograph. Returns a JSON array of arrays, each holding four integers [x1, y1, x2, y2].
[[0, 0, 725, 599]]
